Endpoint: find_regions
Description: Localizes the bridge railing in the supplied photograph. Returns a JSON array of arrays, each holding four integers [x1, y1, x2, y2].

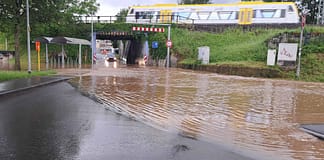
[[74, 15, 194, 24]]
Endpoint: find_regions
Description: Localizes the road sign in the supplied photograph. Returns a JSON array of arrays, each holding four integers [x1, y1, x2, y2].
[[35, 41, 40, 52], [166, 40, 172, 48], [301, 15, 306, 28], [152, 41, 158, 49]]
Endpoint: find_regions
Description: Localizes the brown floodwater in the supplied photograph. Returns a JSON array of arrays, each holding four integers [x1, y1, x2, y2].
[[70, 62, 324, 160]]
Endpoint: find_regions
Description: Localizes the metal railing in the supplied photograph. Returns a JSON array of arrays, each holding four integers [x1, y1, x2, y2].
[[74, 15, 195, 24]]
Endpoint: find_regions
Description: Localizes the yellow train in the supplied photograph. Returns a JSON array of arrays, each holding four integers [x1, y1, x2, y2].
[[126, 2, 300, 25]]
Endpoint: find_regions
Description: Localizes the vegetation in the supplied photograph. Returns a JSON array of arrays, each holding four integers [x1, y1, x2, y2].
[[165, 26, 324, 82], [0, 0, 99, 70], [171, 27, 282, 63], [0, 71, 56, 82]]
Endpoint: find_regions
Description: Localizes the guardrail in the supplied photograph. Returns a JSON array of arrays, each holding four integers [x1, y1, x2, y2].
[[74, 15, 194, 24]]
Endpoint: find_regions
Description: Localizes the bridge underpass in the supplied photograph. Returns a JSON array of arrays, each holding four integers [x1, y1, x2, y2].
[[95, 31, 144, 64]]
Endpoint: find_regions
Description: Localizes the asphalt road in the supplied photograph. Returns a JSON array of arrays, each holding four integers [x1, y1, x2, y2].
[[0, 82, 255, 160]]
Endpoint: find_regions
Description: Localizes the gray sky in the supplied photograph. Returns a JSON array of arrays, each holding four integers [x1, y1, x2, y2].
[[97, 0, 240, 16]]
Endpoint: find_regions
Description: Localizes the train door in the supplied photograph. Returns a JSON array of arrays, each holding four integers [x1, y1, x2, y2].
[[160, 10, 172, 23], [239, 8, 253, 25]]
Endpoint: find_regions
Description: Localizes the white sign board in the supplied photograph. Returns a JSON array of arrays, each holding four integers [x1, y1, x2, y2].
[[277, 43, 298, 61], [198, 46, 210, 64], [267, 49, 276, 66]]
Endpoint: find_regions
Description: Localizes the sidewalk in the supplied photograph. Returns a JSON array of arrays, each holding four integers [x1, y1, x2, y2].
[[0, 76, 72, 96]]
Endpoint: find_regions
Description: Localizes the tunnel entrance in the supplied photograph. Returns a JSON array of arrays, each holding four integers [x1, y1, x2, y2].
[[95, 31, 144, 65]]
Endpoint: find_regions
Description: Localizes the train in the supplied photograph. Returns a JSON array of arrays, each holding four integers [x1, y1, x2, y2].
[[126, 2, 300, 25]]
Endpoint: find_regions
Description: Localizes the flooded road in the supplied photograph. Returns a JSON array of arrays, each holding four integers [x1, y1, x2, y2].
[[69, 62, 324, 160]]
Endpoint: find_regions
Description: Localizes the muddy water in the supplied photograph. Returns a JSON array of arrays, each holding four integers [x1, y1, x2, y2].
[[70, 64, 324, 160]]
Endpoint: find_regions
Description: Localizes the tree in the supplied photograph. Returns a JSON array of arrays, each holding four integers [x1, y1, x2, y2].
[[116, 8, 129, 23], [178, 0, 211, 4], [0, 0, 99, 70]]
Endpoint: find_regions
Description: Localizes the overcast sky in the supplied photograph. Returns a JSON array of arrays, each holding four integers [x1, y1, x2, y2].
[[96, 0, 240, 16]]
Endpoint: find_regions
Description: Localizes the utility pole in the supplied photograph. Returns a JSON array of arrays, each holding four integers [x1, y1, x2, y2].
[[296, 7, 310, 79], [167, 25, 171, 68], [91, 15, 94, 69], [26, 0, 31, 73]]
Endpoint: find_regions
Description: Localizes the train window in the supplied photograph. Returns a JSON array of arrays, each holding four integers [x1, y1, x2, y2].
[[190, 12, 199, 19], [254, 10, 262, 18], [209, 12, 219, 20], [218, 11, 232, 20], [253, 10, 256, 18], [273, 10, 281, 18], [129, 9, 134, 14], [178, 12, 191, 20], [135, 12, 139, 19], [281, 9, 286, 18], [156, 11, 160, 19], [172, 12, 179, 20], [135, 12, 154, 19], [288, 5, 294, 12], [260, 9, 276, 18], [230, 11, 238, 20], [198, 12, 210, 20]]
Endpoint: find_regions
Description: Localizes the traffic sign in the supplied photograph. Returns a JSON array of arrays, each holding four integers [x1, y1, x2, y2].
[[166, 40, 172, 48], [301, 15, 306, 28], [152, 41, 158, 49], [35, 41, 40, 52]]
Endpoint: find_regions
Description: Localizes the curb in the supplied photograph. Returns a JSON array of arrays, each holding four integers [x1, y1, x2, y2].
[[0, 77, 72, 96]]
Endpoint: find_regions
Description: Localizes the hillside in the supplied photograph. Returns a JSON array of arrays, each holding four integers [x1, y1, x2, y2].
[[1, 24, 324, 82], [170, 26, 324, 82]]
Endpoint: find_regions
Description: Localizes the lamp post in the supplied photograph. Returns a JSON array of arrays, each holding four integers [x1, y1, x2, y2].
[[296, 7, 310, 79], [26, 0, 31, 73], [91, 15, 94, 69], [296, 16, 304, 78], [166, 25, 171, 68]]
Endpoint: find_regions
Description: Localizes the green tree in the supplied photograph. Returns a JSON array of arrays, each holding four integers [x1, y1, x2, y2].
[[116, 8, 129, 23], [0, 0, 99, 70]]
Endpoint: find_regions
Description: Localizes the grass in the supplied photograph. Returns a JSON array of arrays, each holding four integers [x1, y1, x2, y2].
[[172, 26, 324, 82], [172, 27, 284, 63], [0, 70, 56, 82]]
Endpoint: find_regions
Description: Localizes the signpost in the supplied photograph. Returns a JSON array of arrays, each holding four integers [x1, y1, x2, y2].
[[26, 0, 31, 73], [132, 24, 171, 68], [296, 15, 306, 78], [166, 40, 172, 48], [152, 41, 158, 49], [35, 41, 41, 71]]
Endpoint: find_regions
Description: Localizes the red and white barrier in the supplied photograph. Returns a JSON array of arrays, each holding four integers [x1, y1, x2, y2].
[[132, 27, 165, 33]]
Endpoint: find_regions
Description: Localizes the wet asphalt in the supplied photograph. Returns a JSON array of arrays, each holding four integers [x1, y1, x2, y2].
[[0, 81, 255, 160]]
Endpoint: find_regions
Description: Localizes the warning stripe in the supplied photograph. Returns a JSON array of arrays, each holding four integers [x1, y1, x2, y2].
[[132, 27, 165, 33]]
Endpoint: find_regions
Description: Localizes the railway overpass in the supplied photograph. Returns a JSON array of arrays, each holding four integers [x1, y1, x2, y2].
[[94, 30, 142, 65]]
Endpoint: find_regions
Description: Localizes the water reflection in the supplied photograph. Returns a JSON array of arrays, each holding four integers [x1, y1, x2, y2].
[[70, 66, 324, 160]]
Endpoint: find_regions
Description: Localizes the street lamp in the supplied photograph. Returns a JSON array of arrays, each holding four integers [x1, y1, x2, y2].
[[296, 6, 310, 78], [26, 0, 31, 73]]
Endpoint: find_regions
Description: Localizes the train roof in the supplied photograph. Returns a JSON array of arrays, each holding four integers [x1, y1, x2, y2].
[[131, 2, 297, 9]]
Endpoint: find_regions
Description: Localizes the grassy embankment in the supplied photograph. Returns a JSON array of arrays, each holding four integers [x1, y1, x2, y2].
[[171, 26, 324, 82]]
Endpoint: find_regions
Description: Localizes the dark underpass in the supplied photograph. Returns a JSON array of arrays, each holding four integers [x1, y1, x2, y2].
[[96, 31, 143, 64]]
